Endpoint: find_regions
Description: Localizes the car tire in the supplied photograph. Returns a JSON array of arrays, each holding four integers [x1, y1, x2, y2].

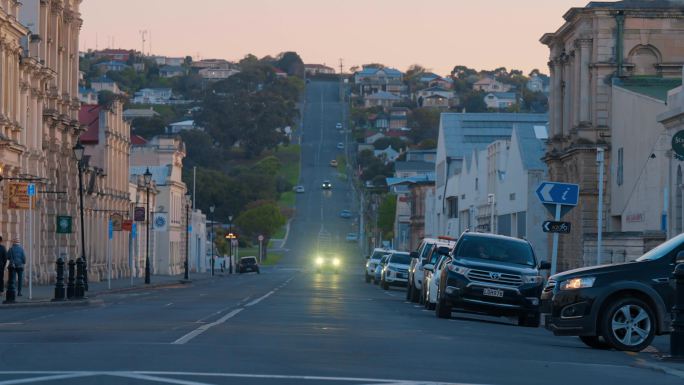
[[420, 286, 426, 305], [410, 285, 420, 303], [579, 336, 611, 350], [365, 273, 371, 283], [435, 289, 451, 319], [373, 277, 379, 285], [427, 301, 436, 311], [406, 281, 412, 300], [256, 269, 260, 274], [600, 297, 656, 352], [382, 279, 389, 290], [518, 311, 541, 328]]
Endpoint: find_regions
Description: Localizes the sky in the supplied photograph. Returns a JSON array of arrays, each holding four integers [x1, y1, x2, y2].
[[80, 0, 591, 76]]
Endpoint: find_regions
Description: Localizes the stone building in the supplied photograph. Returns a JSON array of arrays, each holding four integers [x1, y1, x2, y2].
[[0, 0, 82, 284], [79, 101, 134, 281], [540, 0, 684, 271]]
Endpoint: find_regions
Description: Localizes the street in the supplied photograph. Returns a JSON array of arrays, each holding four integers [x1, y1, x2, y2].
[[0, 80, 680, 385]]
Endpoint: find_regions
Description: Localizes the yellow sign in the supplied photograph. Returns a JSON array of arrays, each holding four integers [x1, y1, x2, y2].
[[5, 182, 33, 210]]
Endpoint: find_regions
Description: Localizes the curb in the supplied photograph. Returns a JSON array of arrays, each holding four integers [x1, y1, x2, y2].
[[633, 358, 684, 379], [0, 298, 104, 309], [92, 279, 196, 297]]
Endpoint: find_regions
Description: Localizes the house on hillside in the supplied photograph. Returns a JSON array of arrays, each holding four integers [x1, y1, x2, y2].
[[159, 65, 186, 78], [526, 74, 550, 94], [95, 60, 130, 72], [79, 87, 98, 105], [374, 146, 401, 164], [368, 113, 389, 130], [354, 66, 405, 97], [364, 131, 385, 144], [389, 107, 408, 129], [123, 108, 160, 121], [91, 76, 122, 94], [93, 49, 133, 62], [484, 92, 517, 109], [198, 68, 240, 81], [305, 64, 335, 76], [132, 88, 173, 105], [473, 77, 512, 93], [364, 91, 402, 108], [167, 120, 203, 134]]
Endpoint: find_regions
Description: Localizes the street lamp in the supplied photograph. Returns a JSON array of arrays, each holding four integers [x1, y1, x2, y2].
[[72, 140, 88, 291], [144, 168, 153, 284], [209, 205, 215, 276], [184, 194, 190, 281], [228, 215, 234, 274]]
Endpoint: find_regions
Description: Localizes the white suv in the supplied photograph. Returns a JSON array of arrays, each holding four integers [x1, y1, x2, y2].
[[424, 253, 452, 310], [380, 251, 411, 290], [365, 248, 390, 283], [407, 237, 456, 303]]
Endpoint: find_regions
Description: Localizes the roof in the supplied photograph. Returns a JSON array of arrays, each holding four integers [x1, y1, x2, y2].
[[394, 161, 435, 173], [586, 0, 684, 9], [419, 86, 450, 93], [513, 124, 547, 171], [474, 77, 497, 85], [78, 86, 97, 95], [366, 91, 401, 100], [131, 135, 148, 145], [169, 120, 195, 127], [439, 113, 548, 160], [364, 130, 382, 138], [613, 77, 682, 102], [78, 104, 101, 144], [386, 174, 435, 186], [123, 108, 160, 118], [130, 165, 170, 185], [487, 92, 517, 99], [356, 67, 403, 77]]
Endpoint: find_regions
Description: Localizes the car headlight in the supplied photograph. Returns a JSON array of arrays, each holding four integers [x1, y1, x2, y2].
[[315, 257, 323, 266], [523, 275, 544, 284], [560, 277, 596, 290], [447, 265, 469, 275], [333, 258, 340, 266]]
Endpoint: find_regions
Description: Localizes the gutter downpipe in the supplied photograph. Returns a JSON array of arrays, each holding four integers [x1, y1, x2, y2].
[[616, 11, 625, 78]]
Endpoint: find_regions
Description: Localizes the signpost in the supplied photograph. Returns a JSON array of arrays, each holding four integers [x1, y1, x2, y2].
[[258, 234, 264, 263], [134, 207, 146, 222], [542, 221, 572, 234], [56, 216, 72, 234], [536, 181, 580, 275]]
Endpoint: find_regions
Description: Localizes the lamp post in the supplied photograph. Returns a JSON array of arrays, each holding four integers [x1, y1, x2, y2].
[[184, 195, 190, 281], [144, 168, 153, 284], [210, 205, 215, 276], [72, 140, 88, 291], [228, 215, 233, 274]]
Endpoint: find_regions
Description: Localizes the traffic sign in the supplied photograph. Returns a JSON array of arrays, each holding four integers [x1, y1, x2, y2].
[[27, 183, 35, 197], [258, 235, 264, 242], [542, 221, 572, 234], [56, 216, 72, 234], [673, 130, 684, 158], [134, 207, 146, 222], [536, 182, 579, 206]]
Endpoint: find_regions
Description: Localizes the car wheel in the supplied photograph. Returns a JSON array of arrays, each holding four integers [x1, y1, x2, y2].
[[410, 284, 420, 303], [518, 311, 540, 328], [435, 289, 451, 319], [420, 286, 426, 305], [257, 269, 260, 274], [406, 281, 412, 300], [579, 336, 611, 350], [365, 273, 371, 283], [382, 279, 389, 290], [600, 297, 656, 352]]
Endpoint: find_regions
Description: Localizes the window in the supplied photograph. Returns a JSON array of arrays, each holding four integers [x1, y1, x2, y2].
[[447, 197, 459, 219], [617, 148, 624, 186], [517, 211, 526, 238], [509, 193, 515, 201], [498, 214, 511, 236]]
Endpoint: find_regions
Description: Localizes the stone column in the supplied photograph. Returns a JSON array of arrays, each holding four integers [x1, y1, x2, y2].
[[578, 39, 592, 124]]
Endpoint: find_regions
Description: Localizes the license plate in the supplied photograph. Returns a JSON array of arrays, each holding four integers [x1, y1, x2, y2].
[[397, 273, 405, 278], [483, 288, 504, 298]]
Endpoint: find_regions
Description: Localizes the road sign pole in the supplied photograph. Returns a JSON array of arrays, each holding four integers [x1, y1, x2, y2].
[[597, 148, 605, 265], [551, 204, 561, 275]]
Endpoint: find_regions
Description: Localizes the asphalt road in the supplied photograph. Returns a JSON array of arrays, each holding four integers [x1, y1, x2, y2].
[[0, 80, 680, 385]]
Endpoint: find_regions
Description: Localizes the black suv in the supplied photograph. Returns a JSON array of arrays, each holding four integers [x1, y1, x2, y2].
[[238, 256, 260, 274], [435, 232, 550, 327], [542, 233, 683, 352]]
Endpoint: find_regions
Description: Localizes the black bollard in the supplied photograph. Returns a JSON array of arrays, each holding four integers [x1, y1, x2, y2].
[[66, 259, 75, 299], [74, 258, 85, 299], [3, 264, 16, 304], [53, 258, 66, 301], [671, 263, 684, 359], [83, 258, 88, 292], [229, 255, 233, 275]]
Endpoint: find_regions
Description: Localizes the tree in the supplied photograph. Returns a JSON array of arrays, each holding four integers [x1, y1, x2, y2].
[[408, 108, 440, 143], [377, 194, 396, 238], [417, 138, 437, 149], [461, 91, 488, 113], [235, 201, 286, 241], [276, 51, 305, 78]]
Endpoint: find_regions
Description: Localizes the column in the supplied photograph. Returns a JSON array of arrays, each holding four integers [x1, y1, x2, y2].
[[552, 59, 563, 138], [578, 39, 592, 124]]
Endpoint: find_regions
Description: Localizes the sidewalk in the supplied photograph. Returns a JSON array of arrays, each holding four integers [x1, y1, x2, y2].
[[0, 271, 215, 309]]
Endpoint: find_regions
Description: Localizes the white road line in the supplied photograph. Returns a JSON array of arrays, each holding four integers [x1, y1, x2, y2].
[[107, 372, 215, 385], [164, 303, 174, 307], [245, 290, 275, 307], [172, 308, 243, 345], [0, 372, 98, 385]]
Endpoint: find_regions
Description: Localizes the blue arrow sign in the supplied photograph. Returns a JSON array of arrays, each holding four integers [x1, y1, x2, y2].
[[27, 183, 35, 197], [536, 182, 579, 206]]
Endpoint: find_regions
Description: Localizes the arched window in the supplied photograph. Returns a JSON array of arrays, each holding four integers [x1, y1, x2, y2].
[[628, 45, 661, 76]]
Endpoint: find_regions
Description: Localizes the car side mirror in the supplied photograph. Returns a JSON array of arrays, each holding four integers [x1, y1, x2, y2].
[[424, 264, 434, 272], [676, 250, 684, 264], [437, 246, 450, 256], [539, 261, 551, 270], [410, 251, 419, 259], [365, 255, 370, 260]]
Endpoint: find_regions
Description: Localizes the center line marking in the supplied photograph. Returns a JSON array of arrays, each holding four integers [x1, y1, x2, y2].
[[245, 291, 275, 307], [172, 308, 243, 345]]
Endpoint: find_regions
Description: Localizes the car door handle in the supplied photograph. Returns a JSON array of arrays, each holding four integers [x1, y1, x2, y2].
[[652, 277, 670, 283]]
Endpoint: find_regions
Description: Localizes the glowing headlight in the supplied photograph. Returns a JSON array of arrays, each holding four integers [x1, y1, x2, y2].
[[315, 257, 323, 266], [523, 275, 544, 284], [447, 265, 469, 275], [333, 258, 340, 266], [560, 277, 596, 290]]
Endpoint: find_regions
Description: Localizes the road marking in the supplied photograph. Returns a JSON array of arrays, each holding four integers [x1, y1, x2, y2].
[[245, 291, 275, 307], [172, 308, 243, 345], [0, 371, 483, 385], [164, 303, 174, 307]]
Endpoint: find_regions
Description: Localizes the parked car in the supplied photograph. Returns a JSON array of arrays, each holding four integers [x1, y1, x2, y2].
[[339, 209, 352, 218], [321, 180, 332, 189], [434, 232, 549, 327], [365, 248, 390, 283], [330, 159, 338, 167], [374, 255, 390, 284], [238, 256, 260, 274], [293, 185, 305, 193], [421, 245, 451, 305], [314, 252, 341, 274], [380, 252, 411, 290], [336, 142, 344, 150], [346, 232, 358, 242], [542, 233, 683, 352], [425, 251, 453, 310], [335, 122, 343, 129], [407, 237, 456, 303]]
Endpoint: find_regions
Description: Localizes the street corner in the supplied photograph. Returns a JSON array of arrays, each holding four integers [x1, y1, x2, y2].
[[0, 298, 104, 310]]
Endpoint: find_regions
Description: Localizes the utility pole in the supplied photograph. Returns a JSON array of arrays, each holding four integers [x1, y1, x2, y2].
[[139, 30, 148, 56], [596, 147, 605, 265]]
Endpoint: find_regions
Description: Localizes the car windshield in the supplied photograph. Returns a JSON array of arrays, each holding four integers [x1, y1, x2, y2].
[[390, 253, 411, 265], [455, 237, 536, 266], [241, 258, 256, 264], [370, 250, 387, 260], [636, 233, 684, 261], [418, 242, 434, 260]]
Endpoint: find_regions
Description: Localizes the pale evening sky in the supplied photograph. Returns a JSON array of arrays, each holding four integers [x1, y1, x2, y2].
[[80, 0, 591, 76]]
